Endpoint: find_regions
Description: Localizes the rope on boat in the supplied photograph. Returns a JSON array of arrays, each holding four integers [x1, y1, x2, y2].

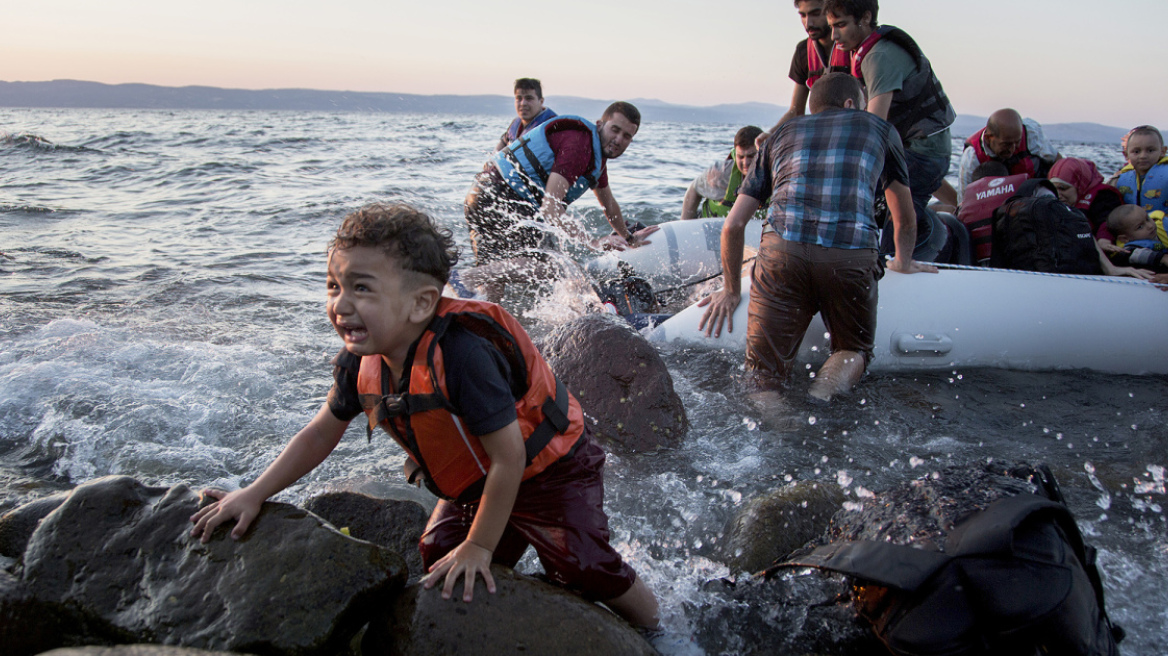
[[924, 261, 1164, 288]]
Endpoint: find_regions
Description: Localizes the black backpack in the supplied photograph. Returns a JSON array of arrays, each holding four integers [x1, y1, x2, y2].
[[990, 196, 1101, 274], [777, 469, 1123, 656]]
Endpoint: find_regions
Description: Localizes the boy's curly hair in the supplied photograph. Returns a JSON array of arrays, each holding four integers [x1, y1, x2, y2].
[[331, 203, 459, 285]]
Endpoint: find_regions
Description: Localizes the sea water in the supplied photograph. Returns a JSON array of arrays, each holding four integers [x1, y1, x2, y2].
[[1, 109, 1165, 653]]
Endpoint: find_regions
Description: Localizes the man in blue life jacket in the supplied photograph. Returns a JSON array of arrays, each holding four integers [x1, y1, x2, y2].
[[460, 101, 658, 300], [495, 78, 558, 152], [825, 0, 957, 263], [680, 125, 763, 220]]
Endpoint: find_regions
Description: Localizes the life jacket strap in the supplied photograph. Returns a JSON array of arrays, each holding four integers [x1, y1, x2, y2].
[[523, 377, 570, 466]]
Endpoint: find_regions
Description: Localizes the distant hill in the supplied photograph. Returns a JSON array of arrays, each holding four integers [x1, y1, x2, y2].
[[0, 80, 1126, 143]]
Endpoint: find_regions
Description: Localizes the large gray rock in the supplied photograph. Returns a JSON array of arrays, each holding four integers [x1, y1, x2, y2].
[[363, 565, 655, 656], [0, 492, 68, 558], [2, 569, 126, 656], [303, 491, 428, 581], [720, 480, 845, 574], [541, 313, 687, 452], [20, 476, 406, 656]]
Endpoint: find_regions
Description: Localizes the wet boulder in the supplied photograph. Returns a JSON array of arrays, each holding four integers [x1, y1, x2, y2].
[[20, 475, 406, 656], [363, 564, 655, 656], [0, 492, 69, 559], [719, 480, 845, 574], [303, 491, 429, 581], [541, 313, 687, 452]]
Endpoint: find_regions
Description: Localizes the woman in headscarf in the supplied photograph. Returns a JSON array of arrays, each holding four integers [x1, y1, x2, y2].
[[1048, 157, 1123, 231]]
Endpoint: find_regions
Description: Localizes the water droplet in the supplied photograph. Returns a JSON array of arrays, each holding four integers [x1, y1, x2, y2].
[[808, 416, 817, 425]]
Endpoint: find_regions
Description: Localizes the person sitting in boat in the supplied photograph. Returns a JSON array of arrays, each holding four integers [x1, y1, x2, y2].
[[494, 78, 557, 152], [680, 125, 763, 220], [1114, 125, 1168, 215], [824, 0, 956, 264], [1048, 157, 1123, 232], [957, 109, 1061, 197], [190, 203, 665, 637], [957, 161, 1024, 265], [1104, 205, 1168, 271], [699, 73, 937, 403]]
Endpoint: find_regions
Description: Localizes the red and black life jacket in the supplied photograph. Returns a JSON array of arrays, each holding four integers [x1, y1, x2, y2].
[[357, 298, 583, 502], [805, 38, 850, 88], [963, 127, 1052, 180], [848, 26, 956, 142], [957, 174, 1029, 263]]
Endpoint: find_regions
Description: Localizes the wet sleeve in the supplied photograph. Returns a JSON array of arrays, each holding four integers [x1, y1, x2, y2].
[[442, 330, 519, 436], [789, 41, 810, 86], [548, 129, 595, 186], [327, 349, 365, 422], [881, 127, 912, 189]]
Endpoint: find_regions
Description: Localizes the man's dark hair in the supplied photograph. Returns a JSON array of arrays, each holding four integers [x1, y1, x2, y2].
[[601, 101, 641, 127], [824, 0, 878, 25], [734, 126, 764, 149], [971, 160, 1010, 182], [331, 203, 459, 285], [808, 73, 864, 113], [514, 78, 543, 99]]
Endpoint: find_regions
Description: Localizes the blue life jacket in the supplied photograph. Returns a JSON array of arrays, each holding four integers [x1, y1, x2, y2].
[[1116, 158, 1168, 214], [493, 116, 604, 207], [505, 108, 557, 143]]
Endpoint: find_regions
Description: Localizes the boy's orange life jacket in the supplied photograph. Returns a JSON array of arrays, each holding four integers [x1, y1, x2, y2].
[[356, 297, 583, 502]]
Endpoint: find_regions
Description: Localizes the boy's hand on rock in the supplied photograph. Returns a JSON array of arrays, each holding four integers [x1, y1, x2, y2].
[[189, 487, 262, 543], [424, 539, 496, 602]]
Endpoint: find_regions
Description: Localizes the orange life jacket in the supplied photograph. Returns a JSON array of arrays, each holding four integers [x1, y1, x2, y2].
[[356, 298, 583, 502]]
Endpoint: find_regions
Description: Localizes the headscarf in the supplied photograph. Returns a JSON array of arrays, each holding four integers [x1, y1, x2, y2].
[[1049, 157, 1103, 199]]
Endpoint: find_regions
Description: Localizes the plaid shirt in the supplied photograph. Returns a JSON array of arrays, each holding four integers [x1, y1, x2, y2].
[[739, 108, 910, 250]]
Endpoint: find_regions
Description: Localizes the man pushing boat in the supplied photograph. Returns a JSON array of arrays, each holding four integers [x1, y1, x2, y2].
[[699, 73, 936, 403]]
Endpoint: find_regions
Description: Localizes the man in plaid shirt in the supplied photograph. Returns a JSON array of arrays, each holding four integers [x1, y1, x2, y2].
[[700, 73, 936, 402]]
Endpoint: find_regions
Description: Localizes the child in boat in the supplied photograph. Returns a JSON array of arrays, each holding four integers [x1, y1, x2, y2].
[[189, 203, 661, 632], [1114, 125, 1168, 215], [1105, 204, 1168, 271]]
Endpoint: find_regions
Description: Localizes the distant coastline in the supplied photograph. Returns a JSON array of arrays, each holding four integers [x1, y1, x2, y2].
[[0, 79, 1127, 144]]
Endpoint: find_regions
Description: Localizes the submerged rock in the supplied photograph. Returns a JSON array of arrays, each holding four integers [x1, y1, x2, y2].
[[0, 492, 69, 559], [36, 647, 246, 656], [693, 571, 878, 655], [20, 475, 406, 656], [364, 565, 654, 656], [541, 313, 687, 452], [719, 480, 845, 574], [303, 491, 429, 581]]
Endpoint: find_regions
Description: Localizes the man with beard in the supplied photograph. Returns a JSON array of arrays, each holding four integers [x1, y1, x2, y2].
[[766, 0, 845, 133], [459, 102, 657, 300]]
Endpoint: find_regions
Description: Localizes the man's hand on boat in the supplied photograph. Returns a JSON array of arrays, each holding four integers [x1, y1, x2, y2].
[[698, 288, 741, 338], [886, 257, 939, 275], [591, 225, 659, 251]]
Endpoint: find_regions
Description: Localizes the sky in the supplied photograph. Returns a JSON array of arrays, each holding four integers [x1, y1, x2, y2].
[[4, 0, 1167, 129]]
